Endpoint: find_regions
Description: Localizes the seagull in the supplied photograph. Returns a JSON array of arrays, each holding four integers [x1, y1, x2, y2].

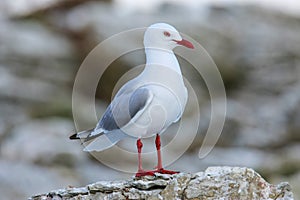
[[70, 23, 194, 177]]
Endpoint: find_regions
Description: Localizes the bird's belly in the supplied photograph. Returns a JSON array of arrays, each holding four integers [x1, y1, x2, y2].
[[122, 85, 186, 138]]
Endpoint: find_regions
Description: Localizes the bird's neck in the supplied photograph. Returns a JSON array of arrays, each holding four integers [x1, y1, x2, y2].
[[143, 48, 182, 75]]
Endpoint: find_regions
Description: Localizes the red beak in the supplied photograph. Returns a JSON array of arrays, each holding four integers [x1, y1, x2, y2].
[[174, 39, 194, 49]]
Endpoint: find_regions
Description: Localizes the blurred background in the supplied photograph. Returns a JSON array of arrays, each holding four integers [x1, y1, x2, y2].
[[0, 0, 299, 199]]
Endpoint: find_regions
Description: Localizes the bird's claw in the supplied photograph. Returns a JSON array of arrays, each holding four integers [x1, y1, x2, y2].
[[135, 168, 179, 177], [153, 168, 179, 175], [135, 170, 156, 177]]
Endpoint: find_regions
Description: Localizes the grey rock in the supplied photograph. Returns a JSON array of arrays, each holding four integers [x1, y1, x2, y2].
[[88, 180, 129, 193], [0, 118, 86, 167], [0, 160, 79, 200], [184, 167, 292, 200], [284, 172, 300, 200], [0, 66, 64, 103], [0, 20, 73, 60], [29, 167, 294, 200]]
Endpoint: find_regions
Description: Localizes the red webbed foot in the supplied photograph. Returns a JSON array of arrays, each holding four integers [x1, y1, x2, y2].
[[135, 170, 156, 177], [153, 168, 179, 175]]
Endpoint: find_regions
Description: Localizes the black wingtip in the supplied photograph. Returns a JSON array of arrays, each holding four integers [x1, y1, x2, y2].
[[69, 133, 79, 140]]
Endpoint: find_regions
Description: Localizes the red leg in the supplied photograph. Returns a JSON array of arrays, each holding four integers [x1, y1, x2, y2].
[[153, 134, 179, 175], [137, 138, 143, 171], [135, 139, 155, 177], [155, 134, 163, 169]]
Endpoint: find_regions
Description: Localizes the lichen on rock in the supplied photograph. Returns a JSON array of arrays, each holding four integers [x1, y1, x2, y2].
[[29, 166, 294, 200]]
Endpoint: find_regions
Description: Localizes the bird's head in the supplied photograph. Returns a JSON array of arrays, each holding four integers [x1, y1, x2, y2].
[[143, 23, 194, 50]]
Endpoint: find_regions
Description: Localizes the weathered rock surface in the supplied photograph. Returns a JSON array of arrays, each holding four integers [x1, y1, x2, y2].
[[29, 167, 294, 200]]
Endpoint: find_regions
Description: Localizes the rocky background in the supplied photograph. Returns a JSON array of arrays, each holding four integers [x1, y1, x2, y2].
[[0, 0, 299, 199]]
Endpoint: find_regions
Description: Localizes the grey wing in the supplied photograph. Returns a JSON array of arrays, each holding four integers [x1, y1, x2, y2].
[[95, 87, 153, 132]]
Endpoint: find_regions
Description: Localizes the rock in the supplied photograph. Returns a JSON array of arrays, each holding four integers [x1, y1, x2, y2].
[[279, 172, 300, 200], [1, 0, 111, 18], [0, 160, 79, 200], [277, 144, 300, 176], [0, 20, 74, 61], [29, 167, 294, 200], [0, 118, 85, 167], [185, 167, 292, 200], [0, 66, 66, 103]]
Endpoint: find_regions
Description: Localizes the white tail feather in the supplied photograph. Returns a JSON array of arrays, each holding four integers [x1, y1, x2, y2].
[[83, 134, 117, 152]]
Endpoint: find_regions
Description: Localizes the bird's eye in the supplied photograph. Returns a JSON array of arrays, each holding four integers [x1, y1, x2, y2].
[[163, 31, 171, 37]]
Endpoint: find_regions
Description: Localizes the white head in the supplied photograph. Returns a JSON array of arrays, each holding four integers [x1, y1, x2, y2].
[[143, 23, 194, 50]]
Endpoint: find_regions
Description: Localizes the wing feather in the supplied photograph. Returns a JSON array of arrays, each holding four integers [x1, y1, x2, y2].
[[95, 87, 152, 132]]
